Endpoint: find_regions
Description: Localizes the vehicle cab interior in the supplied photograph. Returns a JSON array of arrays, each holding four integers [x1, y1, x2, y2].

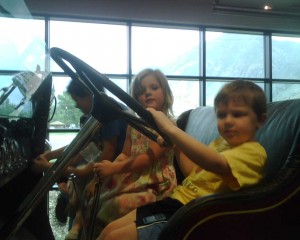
[[0, 0, 300, 239]]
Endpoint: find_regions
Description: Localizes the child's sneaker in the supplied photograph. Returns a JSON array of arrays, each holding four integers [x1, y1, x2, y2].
[[55, 193, 69, 223]]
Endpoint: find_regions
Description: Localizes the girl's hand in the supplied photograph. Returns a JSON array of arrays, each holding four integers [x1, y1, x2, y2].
[[93, 160, 117, 179], [156, 135, 165, 147]]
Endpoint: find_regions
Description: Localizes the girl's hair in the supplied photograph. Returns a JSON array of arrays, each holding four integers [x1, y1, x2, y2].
[[214, 80, 267, 118], [67, 78, 104, 97], [131, 68, 174, 117]]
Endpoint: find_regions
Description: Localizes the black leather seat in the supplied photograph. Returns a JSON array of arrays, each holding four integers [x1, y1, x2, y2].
[[159, 99, 300, 240]]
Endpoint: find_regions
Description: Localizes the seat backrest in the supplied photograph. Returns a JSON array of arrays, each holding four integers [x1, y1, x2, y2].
[[255, 99, 300, 180], [184, 106, 219, 145]]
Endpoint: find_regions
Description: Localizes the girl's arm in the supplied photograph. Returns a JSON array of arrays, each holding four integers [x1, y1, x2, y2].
[[66, 162, 94, 178], [148, 108, 231, 177], [93, 125, 132, 175], [94, 126, 168, 177], [99, 137, 118, 161]]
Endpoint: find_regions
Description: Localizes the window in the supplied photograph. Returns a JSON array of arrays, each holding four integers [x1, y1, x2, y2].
[[0, 17, 45, 71], [50, 20, 128, 74], [272, 35, 300, 81], [1, 16, 300, 128], [49, 132, 78, 150], [2, 15, 300, 240], [206, 31, 264, 78], [131, 26, 200, 76], [168, 79, 199, 115], [204, 31, 265, 105], [271, 35, 300, 101], [50, 76, 82, 128], [272, 82, 300, 101], [205, 80, 264, 106]]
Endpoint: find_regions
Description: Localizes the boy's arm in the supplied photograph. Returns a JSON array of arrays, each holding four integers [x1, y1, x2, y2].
[[41, 146, 66, 160], [175, 147, 199, 178], [148, 108, 232, 177], [31, 146, 67, 173]]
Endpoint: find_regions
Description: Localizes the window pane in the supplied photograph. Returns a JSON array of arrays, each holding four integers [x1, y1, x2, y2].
[[105, 78, 128, 104], [50, 20, 128, 74], [132, 26, 199, 76], [206, 31, 264, 78], [0, 73, 50, 118], [206, 80, 264, 107], [272, 35, 300, 80], [51, 76, 128, 128], [169, 80, 199, 117], [0, 17, 45, 71], [0, 75, 13, 94], [0, 75, 25, 117], [272, 82, 300, 101], [51, 76, 82, 129], [52, 76, 71, 98], [49, 132, 77, 150], [206, 81, 226, 107]]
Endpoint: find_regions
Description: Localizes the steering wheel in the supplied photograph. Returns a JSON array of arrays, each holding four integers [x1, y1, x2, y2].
[[50, 47, 172, 146], [0, 48, 175, 240]]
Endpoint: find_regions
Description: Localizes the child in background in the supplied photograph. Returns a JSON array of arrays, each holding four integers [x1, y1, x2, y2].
[[98, 79, 268, 240], [91, 69, 177, 239], [32, 78, 128, 240]]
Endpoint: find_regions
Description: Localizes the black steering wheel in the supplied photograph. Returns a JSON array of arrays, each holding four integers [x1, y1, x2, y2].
[[0, 48, 174, 240], [50, 47, 172, 145]]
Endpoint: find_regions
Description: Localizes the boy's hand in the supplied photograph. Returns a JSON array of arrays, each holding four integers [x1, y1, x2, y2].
[[147, 108, 175, 147], [31, 155, 51, 173], [147, 108, 173, 134]]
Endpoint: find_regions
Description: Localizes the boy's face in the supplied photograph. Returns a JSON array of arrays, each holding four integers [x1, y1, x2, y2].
[[71, 94, 93, 115], [216, 99, 262, 147]]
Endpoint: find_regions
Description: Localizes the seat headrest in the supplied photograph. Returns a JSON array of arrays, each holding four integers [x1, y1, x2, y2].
[[184, 106, 219, 145], [256, 99, 300, 180]]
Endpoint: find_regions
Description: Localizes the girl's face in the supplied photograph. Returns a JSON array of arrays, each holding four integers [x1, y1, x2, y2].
[[71, 94, 93, 115], [216, 99, 262, 147], [137, 74, 165, 111]]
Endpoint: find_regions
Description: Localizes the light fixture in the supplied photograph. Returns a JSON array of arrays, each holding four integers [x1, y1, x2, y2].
[[212, 1, 300, 19], [264, 5, 272, 11]]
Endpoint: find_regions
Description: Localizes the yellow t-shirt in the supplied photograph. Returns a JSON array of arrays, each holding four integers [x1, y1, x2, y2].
[[171, 137, 267, 205]]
